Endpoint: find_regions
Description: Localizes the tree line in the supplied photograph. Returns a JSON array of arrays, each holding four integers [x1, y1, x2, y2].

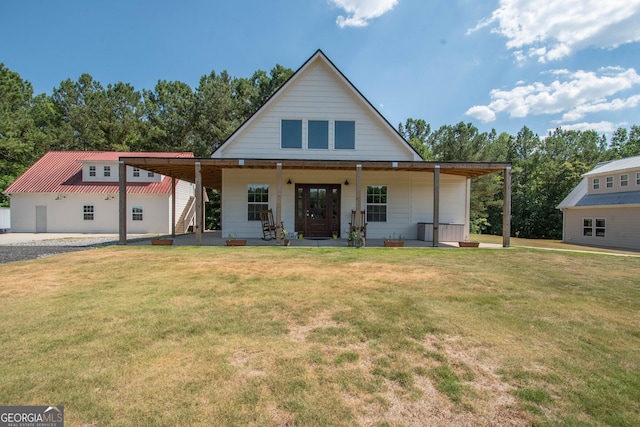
[[2, 63, 639, 237]]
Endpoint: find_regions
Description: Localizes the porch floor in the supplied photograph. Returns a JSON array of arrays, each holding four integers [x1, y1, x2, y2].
[[131, 231, 504, 248]]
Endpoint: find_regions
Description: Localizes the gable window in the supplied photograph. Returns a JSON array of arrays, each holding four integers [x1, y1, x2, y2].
[[606, 176, 613, 188], [335, 121, 355, 150], [595, 218, 606, 237], [621, 174, 628, 187], [133, 168, 140, 177], [248, 185, 269, 221], [132, 206, 143, 221], [147, 171, 155, 178], [308, 120, 328, 149], [89, 166, 96, 177], [281, 120, 302, 149], [366, 185, 387, 222], [83, 205, 94, 221], [104, 166, 111, 177], [592, 178, 600, 190]]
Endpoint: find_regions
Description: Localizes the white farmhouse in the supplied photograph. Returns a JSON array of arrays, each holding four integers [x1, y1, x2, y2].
[[118, 50, 512, 246], [4, 151, 196, 234], [558, 155, 640, 251]]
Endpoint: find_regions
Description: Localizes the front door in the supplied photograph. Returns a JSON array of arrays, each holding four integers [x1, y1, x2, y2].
[[295, 184, 341, 238]]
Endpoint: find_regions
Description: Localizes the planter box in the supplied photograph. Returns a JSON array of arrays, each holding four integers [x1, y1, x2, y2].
[[226, 239, 247, 246], [458, 241, 480, 248], [384, 241, 404, 247], [151, 239, 173, 246]]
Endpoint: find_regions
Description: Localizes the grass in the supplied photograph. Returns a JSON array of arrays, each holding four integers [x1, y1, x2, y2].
[[0, 245, 639, 426]]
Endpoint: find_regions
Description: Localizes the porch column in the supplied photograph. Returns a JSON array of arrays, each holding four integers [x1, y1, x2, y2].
[[118, 161, 127, 245], [195, 162, 202, 246], [355, 164, 362, 230], [171, 177, 176, 237], [502, 166, 512, 247], [276, 163, 282, 242], [433, 165, 440, 247]]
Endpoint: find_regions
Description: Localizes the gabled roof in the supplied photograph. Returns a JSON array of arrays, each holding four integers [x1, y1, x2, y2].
[[583, 155, 640, 176], [558, 177, 640, 209], [212, 49, 422, 160], [4, 151, 193, 195]]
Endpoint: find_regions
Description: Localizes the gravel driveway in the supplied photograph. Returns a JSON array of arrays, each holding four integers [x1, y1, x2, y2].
[[0, 236, 122, 264]]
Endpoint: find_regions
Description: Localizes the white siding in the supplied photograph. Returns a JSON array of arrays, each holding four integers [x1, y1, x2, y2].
[[563, 206, 640, 251], [220, 169, 468, 240], [214, 59, 418, 161], [9, 193, 171, 234], [173, 179, 196, 223], [587, 166, 640, 195]]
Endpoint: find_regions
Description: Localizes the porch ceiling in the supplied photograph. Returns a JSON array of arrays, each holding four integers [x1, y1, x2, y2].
[[119, 157, 511, 190]]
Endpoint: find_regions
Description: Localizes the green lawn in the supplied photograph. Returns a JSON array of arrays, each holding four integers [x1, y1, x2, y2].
[[1, 246, 639, 426]]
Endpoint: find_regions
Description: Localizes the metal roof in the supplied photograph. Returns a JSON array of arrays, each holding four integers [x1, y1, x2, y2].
[[4, 151, 193, 195], [583, 155, 640, 176], [574, 190, 640, 207]]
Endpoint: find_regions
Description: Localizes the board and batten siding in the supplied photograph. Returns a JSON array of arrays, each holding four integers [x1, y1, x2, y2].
[[563, 206, 640, 251], [9, 193, 172, 234], [220, 169, 468, 240], [214, 59, 418, 162]]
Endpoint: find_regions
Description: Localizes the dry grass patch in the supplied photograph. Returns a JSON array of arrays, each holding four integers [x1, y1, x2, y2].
[[1, 246, 639, 426]]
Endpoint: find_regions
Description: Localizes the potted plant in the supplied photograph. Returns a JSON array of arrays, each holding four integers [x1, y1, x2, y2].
[[384, 233, 404, 247], [282, 228, 290, 246], [151, 236, 174, 246], [226, 233, 247, 246], [332, 231, 338, 240], [297, 231, 304, 239]]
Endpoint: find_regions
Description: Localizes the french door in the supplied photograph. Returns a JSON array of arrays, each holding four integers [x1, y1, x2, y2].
[[295, 184, 341, 238]]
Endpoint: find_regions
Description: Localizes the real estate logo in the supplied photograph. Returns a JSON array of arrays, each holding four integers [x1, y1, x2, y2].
[[0, 406, 64, 427]]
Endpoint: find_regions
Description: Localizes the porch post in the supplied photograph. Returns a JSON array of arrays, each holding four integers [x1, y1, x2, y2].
[[118, 161, 127, 245], [195, 161, 202, 246], [355, 164, 362, 230], [502, 166, 512, 247], [433, 165, 440, 247], [171, 177, 176, 237], [276, 163, 283, 242]]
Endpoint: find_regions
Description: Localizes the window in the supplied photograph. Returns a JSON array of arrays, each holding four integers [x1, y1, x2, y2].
[[308, 120, 328, 149], [281, 120, 302, 148], [592, 178, 600, 190], [595, 219, 606, 237], [335, 121, 355, 150], [89, 166, 96, 177], [637, 172, 640, 185], [132, 206, 143, 221], [583, 218, 593, 236], [103, 166, 111, 177], [248, 185, 269, 221], [147, 171, 155, 178], [584, 218, 606, 237], [606, 176, 613, 188], [366, 186, 387, 222], [83, 205, 94, 221], [133, 168, 140, 177], [621, 174, 628, 187]]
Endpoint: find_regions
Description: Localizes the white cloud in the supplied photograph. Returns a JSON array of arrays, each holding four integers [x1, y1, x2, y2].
[[329, 0, 399, 28], [468, 0, 640, 62], [548, 121, 620, 134], [466, 67, 640, 123]]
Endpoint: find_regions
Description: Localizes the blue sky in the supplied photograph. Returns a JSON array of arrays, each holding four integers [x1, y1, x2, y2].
[[2, 0, 640, 139]]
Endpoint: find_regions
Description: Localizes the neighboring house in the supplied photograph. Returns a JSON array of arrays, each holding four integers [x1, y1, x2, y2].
[[558, 155, 640, 251], [119, 50, 512, 245], [3, 151, 196, 234]]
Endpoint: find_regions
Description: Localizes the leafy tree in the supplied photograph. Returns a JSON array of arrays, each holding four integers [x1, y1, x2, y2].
[[398, 118, 432, 159]]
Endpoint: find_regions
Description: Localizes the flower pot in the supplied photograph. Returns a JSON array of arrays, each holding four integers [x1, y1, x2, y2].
[[151, 239, 173, 246], [283, 238, 290, 246], [384, 241, 404, 247], [226, 239, 247, 246], [458, 241, 480, 248]]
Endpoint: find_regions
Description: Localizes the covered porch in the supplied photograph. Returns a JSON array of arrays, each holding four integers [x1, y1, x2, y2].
[[117, 158, 512, 247]]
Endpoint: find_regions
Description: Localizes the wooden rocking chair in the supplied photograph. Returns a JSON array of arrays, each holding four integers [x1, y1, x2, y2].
[[260, 209, 277, 240], [349, 210, 367, 239]]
